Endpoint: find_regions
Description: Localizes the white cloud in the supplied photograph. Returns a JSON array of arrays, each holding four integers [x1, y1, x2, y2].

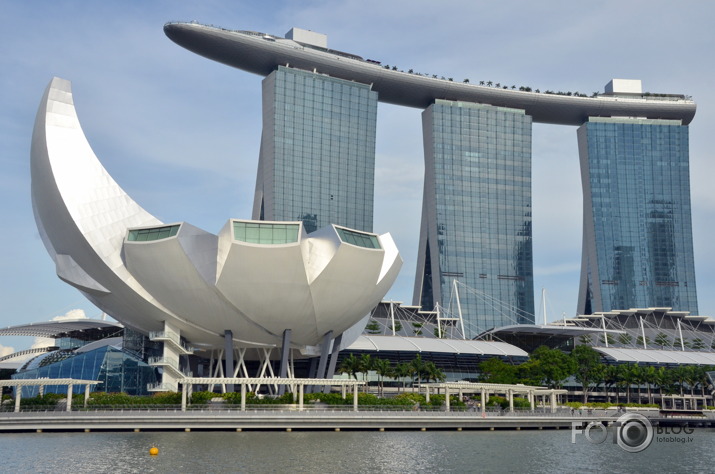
[[0, 344, 15, 358]]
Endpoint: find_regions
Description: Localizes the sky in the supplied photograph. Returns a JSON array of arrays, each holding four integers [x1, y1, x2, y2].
[[1, 0, 714, 352]]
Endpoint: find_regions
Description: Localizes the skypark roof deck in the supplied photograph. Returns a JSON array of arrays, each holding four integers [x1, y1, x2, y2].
[[164, 22, 696, 126]]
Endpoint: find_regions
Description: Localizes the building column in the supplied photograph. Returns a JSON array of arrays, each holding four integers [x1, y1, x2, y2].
[[425, 386, 430, 403], [353, 385, 359, 412], [84, 385, 91, 408], [66, 384, 73, 412], [508, 389, 514, 413], [278, 329, 292, 396], [313, 331, 333, 393], [529, 391, 535, 411], [323, 333, 343, 393], [298, 384, 304, 411], [240, 383, 246, 412], [224, 330, 234, 392], [550, 392, 557, 413], [445, 387, 451, 411], [14, 387, 21, 413], [481, 389, 486, 416], [181, 383, 187, 412]]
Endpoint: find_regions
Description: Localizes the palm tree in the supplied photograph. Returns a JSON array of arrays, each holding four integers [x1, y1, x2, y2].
[[409, 354, 428, 391], [394, 362, 413, 393], [424, 361, 446, 383], [358, 354, 374, 391], [338, 354, 361, 381], [373, 358, 393, 397], [642, 366, 657, 404], [654, 332, 670, 348], [603, 365, 622, 404], [618, 333, 633, 346]]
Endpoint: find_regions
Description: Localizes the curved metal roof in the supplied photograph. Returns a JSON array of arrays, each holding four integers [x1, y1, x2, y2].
[[0, 319, 121, 338], [483, 324, 625, 337], [346, 335, 528, 357], [595, 347, 715, 365], [164, 22, 696, 126]]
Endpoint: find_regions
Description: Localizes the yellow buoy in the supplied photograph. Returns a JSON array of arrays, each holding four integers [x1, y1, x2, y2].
[[149, 446, 159, 456]]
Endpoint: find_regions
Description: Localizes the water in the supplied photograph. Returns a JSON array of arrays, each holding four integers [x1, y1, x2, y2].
[[2, 429, 714, 473]]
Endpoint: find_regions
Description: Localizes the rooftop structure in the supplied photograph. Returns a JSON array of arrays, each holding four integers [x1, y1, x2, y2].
[[163, 22, 696, 126]]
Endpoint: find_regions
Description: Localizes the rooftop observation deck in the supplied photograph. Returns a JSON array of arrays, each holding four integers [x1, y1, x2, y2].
[[164, 22, 696, 126]]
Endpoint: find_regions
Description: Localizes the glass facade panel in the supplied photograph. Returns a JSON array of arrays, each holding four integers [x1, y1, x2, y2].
[[254, 66, 378, 233], [12, 346, 158, 397], [233, 221, 300, 244], [414, 100, 534, 337], [336, 227, 381, 249], [577, 117, 698, 314], [127, 225, 180, 242]]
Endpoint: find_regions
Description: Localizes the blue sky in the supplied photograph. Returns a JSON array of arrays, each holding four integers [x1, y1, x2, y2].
[[1, 0, 714, 352]]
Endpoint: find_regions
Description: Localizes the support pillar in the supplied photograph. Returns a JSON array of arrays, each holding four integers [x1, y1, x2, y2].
[[240, 383, 246, 412], [14, 387, 21, 413], [315, 331, 333, 379], [481, 389, 486, 416], [508, 389, 514, 413], [425, 386, 430, 402], [278, 329, 292, 396], [224, 330, 234, 392], [353, 385, 359, 412], [181, 383, 187, 412], [529, 391, 535, 411], [84, 385, 91, 408], [298, 384, 304, 411], [550, 392, 556, 413], [445, 387, 450, 411], [314, 331, 333, 393], [66, 384, 73, 412], [323, 333, 343, 393]]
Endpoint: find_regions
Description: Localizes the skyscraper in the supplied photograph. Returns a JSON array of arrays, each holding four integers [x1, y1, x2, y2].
[[253, 66, 378, 233], [577, 116, 698, 314], [414, 100, 535, 337]]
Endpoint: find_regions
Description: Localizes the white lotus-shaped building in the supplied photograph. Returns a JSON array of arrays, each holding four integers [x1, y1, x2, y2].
[[30, 78, 402, 361]]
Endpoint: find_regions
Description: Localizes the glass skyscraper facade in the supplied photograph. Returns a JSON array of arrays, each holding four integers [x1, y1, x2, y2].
[[253, 66, 378, 233], [414, 100, 534, 337], [577, 117, 698, 314]]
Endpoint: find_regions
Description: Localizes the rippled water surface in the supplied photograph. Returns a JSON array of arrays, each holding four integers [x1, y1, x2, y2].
[[2, 429, 715, 473]]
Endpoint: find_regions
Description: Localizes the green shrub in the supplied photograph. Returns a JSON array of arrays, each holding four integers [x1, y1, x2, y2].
[[20, 393, 65, 407], [190, 391, 217, 404]]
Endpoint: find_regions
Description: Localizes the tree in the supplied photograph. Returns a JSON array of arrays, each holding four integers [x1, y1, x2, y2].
[[478, 358, 518, 384], [579, 335, 593, 345], [529, 346, 575, 388], [618, 333, 633, 346], [636, 336, 651, 348], [390, 321, 403, 334], [423, 361, 446, 383], [600, 334, 615, 346], [571, 345, 604, 403], [603, 365, 623, 404], [372, 358, 393, 397], [338, 354, 361, 381], [654, 333, 670, 348], [357, 354, 375, 392], [394, 362, 413, 393], [691, 338, 706, 350], [409, 354, 428, 391], [365, 320, 381, 334]]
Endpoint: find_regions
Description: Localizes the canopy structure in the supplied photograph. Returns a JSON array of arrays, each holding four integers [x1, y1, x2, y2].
[[417, 381, 567, 413], [347, 335, 528, 358], [594, 347, 715, 365], [0, 319, 120, 338], [180, 377, 365, 412], [0, 378, 100, 412]]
